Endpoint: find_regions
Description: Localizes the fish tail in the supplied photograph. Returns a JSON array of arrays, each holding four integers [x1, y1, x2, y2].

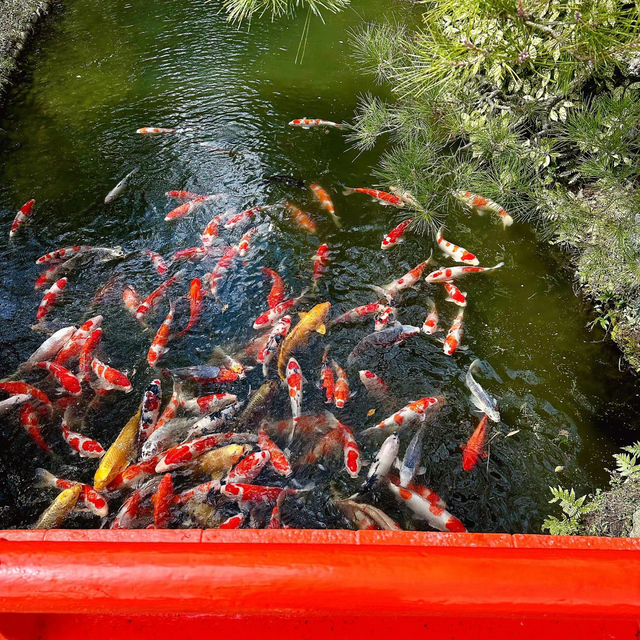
[[34, 468, 56, 488], [262, 363, 268, 377], [436, 226, 443, 242], [366, 284, 389, 301], [330, 214, 342, 229], [501, 214, 514, 227], [493, 262, 505, 270], [342, 187, 355, 196]]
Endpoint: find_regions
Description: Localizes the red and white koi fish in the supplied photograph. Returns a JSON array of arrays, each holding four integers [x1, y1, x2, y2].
[[309, 183, 341, 227], [111, 480, 158, 529], [170, 365, 239, 384], [258, 316, 291, 377], [182, 392, 238, 415], [35, 469, 108, 517], [34, 256, 79, 290], [385, 476, 466, 532], [209, 346, 250, 380], [264, 412, 335, 440], [36, 245, 123, 265], [106, 455, 161, 492], [151, 474, 175, 528], [176, 278, 203, 338], [261, 267, 285, 309], [35, 362, 81, 395], [258, 424, 292, 477], [462, 414, 489, 471], [436, 227, 478, 265], [9, 199, 35, 238], [389, 186, 422, 209], [135, 274, 180, 320], [421, 298, 439, 334], [137, 379, 162, 449], [19, 402, 49, 450], [358, 370, 389, 402], [252, 291, 306, 330], [0, 394, 30, 416], [166, 190, 205, 201], [443, 308, 464, 356], [150, 381, 183, 439], [201, 215, 221, 247], [145, 250, 168, 275], [0, 381, 51, 408], [343, 187, 404, 208], [379, 257, 431, 298], [224, 206, 265, 231], [388, 473, 447, 509], [286, 358, 303, 425], [330, 303, 387, 326], [91, 358, 132, 392], [238, 227, 259, 257], [61, 419, 105, 458], [453, 190, 513, 227], [221, 483, 291, 505], [381, 218, 412, 250], [136, 127, 176, 134], [320, 347, 335, 404], [37, 278, 67, 322], [122, 285, 140, 316], [165, 195, 211, 221], [147, 302, 175, 367], [208, 245, 238, 297], [332, 360, 350, 409], [284, 201, 317, 234], [155, 431, 258, 472], [312, 244, 329, 286], [55, 315, 103, 367], [289, 118, 348, 130], [363, 395, 445, 435], [374, 305, 397, 331], [266, 490, 289, 529], [174, 479, 221, 505], [171, 246, 209, 263], [23, 326, 76, 368], [444, 281, 467, 307], [219, 513, 245, 528], [425, 263, 504, 284], [337, 421, 360, 477], [225, 450, 270, 484], [78, 328, 102, 381]]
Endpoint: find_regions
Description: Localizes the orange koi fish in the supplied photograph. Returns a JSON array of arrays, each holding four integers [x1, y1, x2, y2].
[[289, 118, 348, 130], [332, 360, 350, 409], [136, 127, 176, 134], [35, 362, 81, 395], [309, 183, 341, 227], [453, 190, 513, 227], [177, 278, 203, 338], [165, 195, 211, 221], [147, 302, 175, 367], [343, 187, 404, 208], [261, 267, 285, 309], [284, 201, 317, 234], [462, 414, 489, 471], [443, 308, 464, 356]]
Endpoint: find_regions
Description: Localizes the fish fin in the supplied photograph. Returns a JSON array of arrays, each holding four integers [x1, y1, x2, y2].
[[315, 324, 326, 335], [471, 396, 485, 411], [436, 226, 443, 242], [392, 457, 401, 470], [336, 123, 351, 130], [417, 466, 427, 475], [502, 214, 514, 227]]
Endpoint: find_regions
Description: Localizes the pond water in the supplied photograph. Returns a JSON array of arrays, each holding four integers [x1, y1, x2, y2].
[[0, 0, 638, 532]]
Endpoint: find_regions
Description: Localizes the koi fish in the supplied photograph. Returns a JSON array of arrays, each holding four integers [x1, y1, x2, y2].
[[421, 298, 439, 334], [177, 278, 203, 338], [19, 402, 49, 450], [189, 443, 248, 479], [0, 381, 51, 408], [261, 267, 285, 309], [165, 195, 211, 221], [34, 484, 82, 529], [61, 419, 105, 458], [374, 305, 397, 331], [221, 483, 291, 505], [78, 328, 102, 381], [136, 127, 176, 134], [36, 245, 123, 265], [443, 281, 466, 307], [277, 302, 331, 379], [389, 186, 422, 209], [91, 358, 132, 392], [377, 256, 432, 298], [358, 370, 389, 403], [463, 414, 489, 471], [381, 219, 412, 250], [258, 316, 291, 377], [209, 346, 250, 380], [309, 184, 341, 227], [312, 244, 329, 286], [286, 357, 304, 439], [185, 401, 244, 440], [343, 187, 404, 208], [145, 250, 168, 275], [266, 490, 289, 529], [152, 474, 175, 528], [106, 455, 160, 492], [363, 433, 399, 490], [9, 199, 35, 238], [35, 361, 81, 395], [208, 245, 238, 297], [385, 476, 466, 532], [105, 167, 138, 204], [35, 469, 108, 517], [332, 360, 350, 408], [297, 425, 342, 467], [320, 347, 335, 404], [37, 278, 67, 322], [284, 201, 316, 234], [111, 479, 159, 529], [135, 274, 180, 320], [237, 380, 278, 429], [201, 215, 221, 247], [182, 392, 238, 415], [138, 379, 162, 448], [166, 190, 205, 201], [465, 359, 500, 422], [225, 450, 270, 484], [34, 256, 79, 290], [337, 421, 360, 477], [253, 289, 307, 330], [347, 324, 420, 366], [219, 513, 245, 529], [224, 206, 265, 231], [171, 246, 209, 263], [399, 425, 426, 487], [425, 263, 504, 284], [363, 395, 445, 435], [23, 326, 76, 368], [122, 285, 140, 316], [55, 315, 103, 367], [238, 227, 259, 257], [0, 394, 30, 416], [174, 479, 221, 505], [169, 365, 239, 384], [443, 308, 464, 356], [289, 118, 348, 129], [258, 424, 292, 477], [147, 302, 175, 367], [336, 499, 401, 531], [436, 227, 478, 265], [388, 473, 447, 509], [453, 190, 514, 227], [330, 303, 388, 326]]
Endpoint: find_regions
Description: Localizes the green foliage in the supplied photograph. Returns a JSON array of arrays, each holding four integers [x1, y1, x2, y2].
[[542, 486, 594, 535], [614, 442, 640, 479], [221, 0, 349, 24]]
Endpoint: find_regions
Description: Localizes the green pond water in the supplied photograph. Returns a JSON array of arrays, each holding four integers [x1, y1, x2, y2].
[[0, 0, 638, 531]]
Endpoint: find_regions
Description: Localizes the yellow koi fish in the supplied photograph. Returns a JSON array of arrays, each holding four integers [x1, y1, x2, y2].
[[34, 484, 82, 529]]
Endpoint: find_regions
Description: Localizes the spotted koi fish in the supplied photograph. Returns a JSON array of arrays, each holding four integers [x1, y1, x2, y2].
[[453, 190, 514, 227], [145, 250, 168, 275], [111, 479, 159, 529], [238, 227, 259, 257], [462, 414, 489, 471], [286, 358, 303, 434], [289, 118, 348, 129], [166, 190, 205, 201], [443, 308, 464, 356], [444, 281, 467, 307], [363, 395, 445, 435], [358, 370, 389, 403], [37, 278, 67, 322], [0, 394, 30, 416], [10, 199, 35, 238], [425, 263, 504, 284], [374, 305, 397, 331], [261, 267, 285, 309], [209, 346, 249, 380], [185, 401, 244, 440], [35, 469, 108, 517], [219, 513, 245, 528], [122, 285, 140, 316], [135, 274, 180, 321], [19, 402, 49, 450], [61, 418, 105, 459], [381, 218, 412, 250], [77, 329, 102, 382], [91, 358, 132, 392], [312, 244, 329, 286], [320, 347, 335, 404], [436, 227, 478, 265], [55, 315, 103, 367], [170, 365, 239, 384], [343, 187, 404, 208], [201, 215, 221, 247], [165, 195, 211, 221], [284, 201, 317, 234], [389, 186, 422, 209], [332, 360, 350, 409], [252, 290, 306, 331], [309, 184, 341, 227], [258, 316, 291, 377], [23, 326, 76, 368], [136, 127, 176, 134], [221, 483, 292, 505], [421, 298, 439, 334], [224, 206, 264, 230], [388, 473, 447, 509], [35, 361, 82, 395], [208, 245, 238, 297], [378, 257, 432, 299], [225, 450, 270, 484], [258, 424, 292, 477], [106, 455, 161, 492], [34, 256, 79, 290], [36, 245, 123, 265], [0, 381, 51, 408], [329, 303, 387, 327], [137, 379, 162, 449], [147, 302, 175, 367], [152, 474, 175, 528], [174, 479, 221, 505], [172, 246, 209, 263], [337, 421, 360, 477], [182, 392, 238, 415], [176, 278, 203, 338], [297, 425, 342, 467]]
